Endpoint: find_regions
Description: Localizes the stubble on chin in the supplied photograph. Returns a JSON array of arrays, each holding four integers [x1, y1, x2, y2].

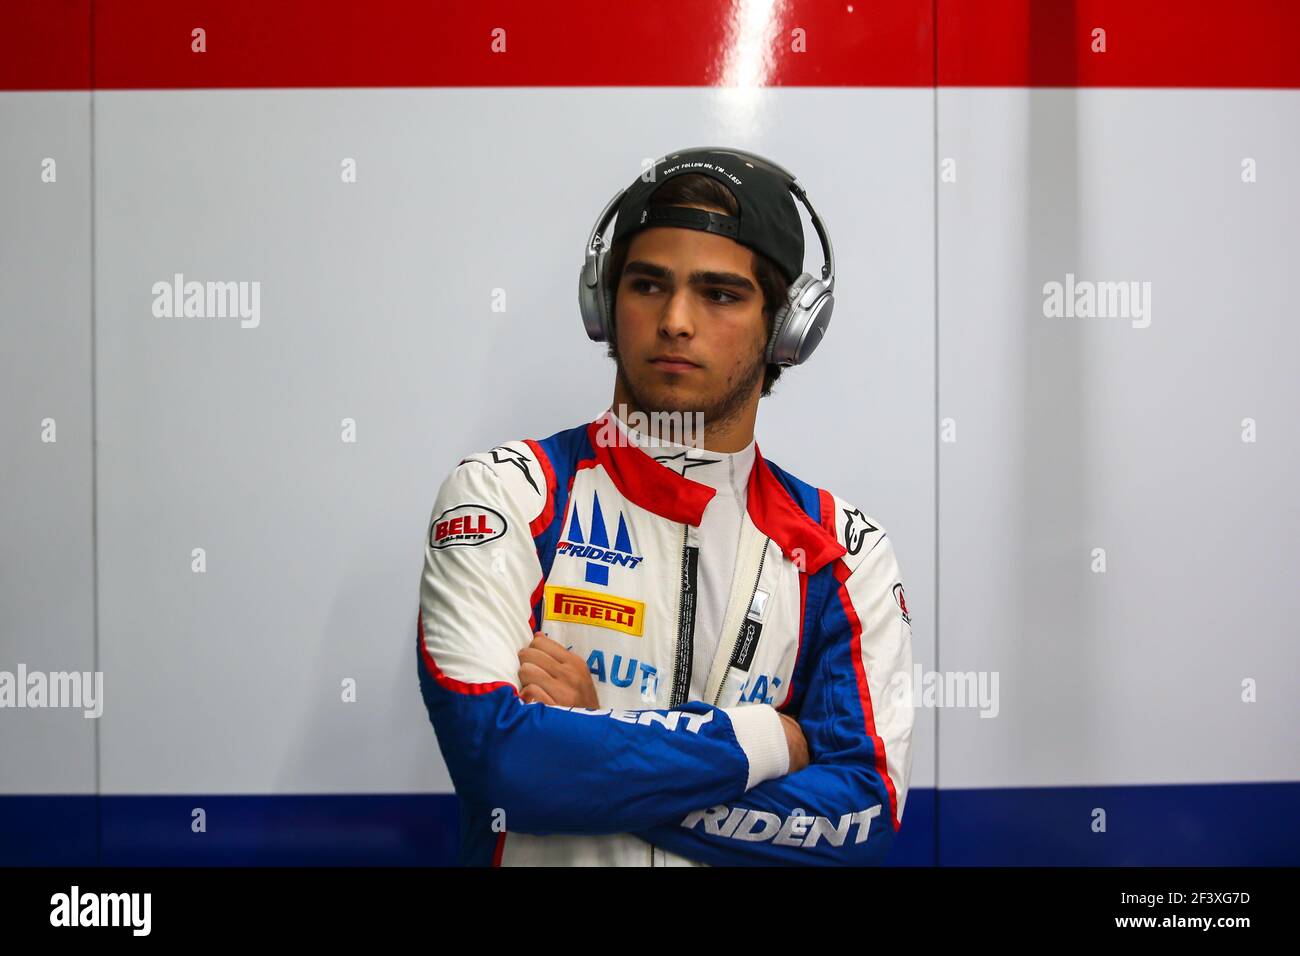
[[700, 348, 766, 432], [615, 342, 765, 434]]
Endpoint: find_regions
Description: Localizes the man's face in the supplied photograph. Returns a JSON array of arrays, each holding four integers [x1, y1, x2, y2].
[[610, 205, 769, 432]]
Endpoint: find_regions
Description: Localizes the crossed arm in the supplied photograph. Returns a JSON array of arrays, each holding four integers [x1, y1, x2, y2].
[[516, 631, 810, 770], [415, 459, 912, 863]]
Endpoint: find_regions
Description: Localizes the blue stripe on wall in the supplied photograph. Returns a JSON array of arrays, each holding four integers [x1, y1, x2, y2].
[[936, 781, 1300, 866], [0, 795, 100, 866], [2, 782, 1296, 866]]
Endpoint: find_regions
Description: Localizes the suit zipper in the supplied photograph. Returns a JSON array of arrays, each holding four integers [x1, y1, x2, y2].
[[669, 524, 698, 709], [712, 538, 770, 707]]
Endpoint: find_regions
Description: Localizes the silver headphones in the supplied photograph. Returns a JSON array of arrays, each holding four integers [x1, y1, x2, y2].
[[578, 146, 836, 367]]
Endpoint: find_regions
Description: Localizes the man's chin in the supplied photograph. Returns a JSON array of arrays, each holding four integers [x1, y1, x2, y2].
[[626, 382, 703, 417]]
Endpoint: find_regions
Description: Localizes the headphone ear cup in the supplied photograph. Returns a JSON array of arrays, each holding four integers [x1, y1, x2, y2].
[[766, 302, 791, 365], [579, 249, 615, 342], [793, 290, 833, 364], [579, 253, 603, 342], [599, 252, 616, 342], [767, 273, 817, 366]]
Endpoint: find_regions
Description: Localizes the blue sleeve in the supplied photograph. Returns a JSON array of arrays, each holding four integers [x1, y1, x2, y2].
[[417, 624, 789, 836], [631, 541, 915, 865]]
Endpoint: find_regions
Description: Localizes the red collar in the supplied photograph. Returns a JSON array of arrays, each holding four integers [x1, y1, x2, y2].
[[586, 414, 716, 525], [746, 444, 847, 575], [586, 412, 846, 574]]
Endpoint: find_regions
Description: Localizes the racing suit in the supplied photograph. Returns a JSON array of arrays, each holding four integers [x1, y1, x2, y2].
[[416, 408, 914, 865]]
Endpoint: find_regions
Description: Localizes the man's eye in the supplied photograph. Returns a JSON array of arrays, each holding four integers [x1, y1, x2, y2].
[[705, 289, 740, 304], [630, 278, 662, 294]]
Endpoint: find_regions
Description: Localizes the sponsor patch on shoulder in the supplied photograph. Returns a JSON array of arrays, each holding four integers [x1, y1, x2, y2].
[[430, 504, 507, 548], [892, 583, 912, 625]]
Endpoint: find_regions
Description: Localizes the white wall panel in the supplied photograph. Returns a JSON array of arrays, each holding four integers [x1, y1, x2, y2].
[[938, 89, 1299, 788], [0, 93, 97, 794], [90, 88, 937, 795]]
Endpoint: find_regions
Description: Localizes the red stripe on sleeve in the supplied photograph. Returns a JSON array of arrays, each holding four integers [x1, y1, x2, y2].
[[417, 609, 516, 697], [831, 560, 901, 831], [523, 439, 557, 539]]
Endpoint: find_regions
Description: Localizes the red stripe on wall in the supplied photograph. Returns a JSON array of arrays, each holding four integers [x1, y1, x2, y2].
[[938, 0, 1300, 88], [0, 0, 929, 91], [2, 1, 91, 91], [2, 1, 1295, 92]]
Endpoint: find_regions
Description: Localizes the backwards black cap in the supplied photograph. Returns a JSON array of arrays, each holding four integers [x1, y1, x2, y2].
[[609, 147, 805, 284]]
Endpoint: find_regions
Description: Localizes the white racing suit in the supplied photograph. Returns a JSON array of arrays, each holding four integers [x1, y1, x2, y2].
[[416, 409, 913, 865]]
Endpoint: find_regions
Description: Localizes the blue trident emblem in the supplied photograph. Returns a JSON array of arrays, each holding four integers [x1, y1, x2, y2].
[[565, 490, 637, 586]]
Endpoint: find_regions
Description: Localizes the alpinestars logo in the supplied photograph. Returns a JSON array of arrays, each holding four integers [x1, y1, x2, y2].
[[489, 445, 539, 494], [558, 489, 644, 586], [652, 450, 721, 476], [455, 446, 539, 495], [842, 507, 879, 555]]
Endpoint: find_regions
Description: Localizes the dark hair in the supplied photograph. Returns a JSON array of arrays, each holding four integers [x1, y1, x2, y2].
[[603, 173, 790, 397]]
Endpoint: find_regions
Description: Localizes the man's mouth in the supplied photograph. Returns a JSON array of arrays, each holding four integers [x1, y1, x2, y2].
[[650, 356, 700, 373]]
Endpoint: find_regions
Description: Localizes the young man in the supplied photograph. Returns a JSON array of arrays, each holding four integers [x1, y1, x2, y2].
[[416, 147, 913, 866]]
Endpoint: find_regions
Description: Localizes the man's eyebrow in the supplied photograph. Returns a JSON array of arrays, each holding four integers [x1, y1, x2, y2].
[[622, 260, 757, 293]]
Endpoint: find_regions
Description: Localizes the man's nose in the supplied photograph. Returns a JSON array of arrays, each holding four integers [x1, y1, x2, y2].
[[658, 289, 697, 337]]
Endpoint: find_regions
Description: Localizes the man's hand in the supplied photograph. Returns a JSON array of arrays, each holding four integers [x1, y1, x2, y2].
[[779, 713, 810, 773], [518, 633, 807, 772], [518, 632, 600, 709]]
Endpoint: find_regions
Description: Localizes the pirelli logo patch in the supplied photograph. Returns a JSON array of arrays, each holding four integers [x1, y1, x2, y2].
[[544, 585, 645, 637]]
